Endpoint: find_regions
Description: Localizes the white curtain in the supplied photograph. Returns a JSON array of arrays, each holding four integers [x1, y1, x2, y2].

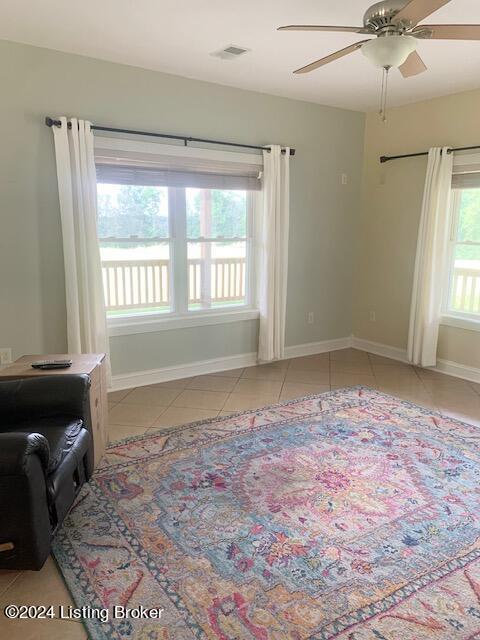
[[407, 147, 453, 367], [52, 117, 111, 381], [258, 145, 290, 362]]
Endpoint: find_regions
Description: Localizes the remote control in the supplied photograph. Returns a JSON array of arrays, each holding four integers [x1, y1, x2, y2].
[[31, 360, 73, 370]]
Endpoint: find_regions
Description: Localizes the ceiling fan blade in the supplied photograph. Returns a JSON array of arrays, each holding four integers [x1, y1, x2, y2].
[[278, 25, 370, 34], [399, 50, 428, 77], [294, 40, 371, 74], [393, 0, 451, 27], [413, 24, 480, 39]]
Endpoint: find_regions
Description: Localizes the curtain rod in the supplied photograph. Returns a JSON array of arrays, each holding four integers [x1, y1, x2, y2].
[[45, 117, 295, 156], [380, 144, 480, 164]]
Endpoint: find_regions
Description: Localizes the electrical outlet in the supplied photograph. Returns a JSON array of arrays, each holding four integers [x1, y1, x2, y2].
[[0, 348, 12, 365], [369, 311, 376, 322], [307, 311, 314, 324], [341, 173, 348, 185]]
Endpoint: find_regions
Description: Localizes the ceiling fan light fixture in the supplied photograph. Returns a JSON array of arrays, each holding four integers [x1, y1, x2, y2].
[[361, 35, 416, 68]]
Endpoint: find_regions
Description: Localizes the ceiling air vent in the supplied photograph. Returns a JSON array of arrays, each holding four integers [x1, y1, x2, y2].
[[212, 45, 250, 60]]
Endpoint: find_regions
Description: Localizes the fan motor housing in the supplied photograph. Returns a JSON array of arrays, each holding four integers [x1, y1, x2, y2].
[[363, 0, 410, 32]]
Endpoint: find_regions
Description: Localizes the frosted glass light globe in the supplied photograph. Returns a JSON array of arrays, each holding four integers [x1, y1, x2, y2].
[[362, 35, 416, 68]]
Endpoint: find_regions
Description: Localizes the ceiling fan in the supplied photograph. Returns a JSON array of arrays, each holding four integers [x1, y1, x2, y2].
[[278, 0, 480, 119]]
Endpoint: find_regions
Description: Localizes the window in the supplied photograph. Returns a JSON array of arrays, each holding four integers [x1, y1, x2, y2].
[[444, 187, 480, 322], [186, 188, 250, 311], [98, 183, 172, 315], [94, 139, 261, 326]]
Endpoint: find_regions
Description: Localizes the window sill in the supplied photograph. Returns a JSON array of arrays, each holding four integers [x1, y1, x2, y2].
[[441, 314, 480, 333], [108, 308, 260, 337]]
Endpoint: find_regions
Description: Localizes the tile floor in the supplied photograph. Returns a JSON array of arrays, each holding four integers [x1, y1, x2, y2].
[[1, 348, 479, 638]]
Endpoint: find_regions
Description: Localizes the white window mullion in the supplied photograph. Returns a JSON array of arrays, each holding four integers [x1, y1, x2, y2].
[[170, 187, 188, 314]]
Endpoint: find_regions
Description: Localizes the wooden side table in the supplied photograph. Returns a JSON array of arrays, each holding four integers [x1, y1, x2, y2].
[[0, 353, 108, 468]]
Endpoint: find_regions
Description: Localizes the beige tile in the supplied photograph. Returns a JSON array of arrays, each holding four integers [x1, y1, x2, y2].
[[241, 365, 287, 381], [285, 369, 330, 385], [374, 370, 422, 386], [146, 377, 195, 390], [108, 403, 163, 427], [0, 557, 73, 609], [375, 377, 428, 393], [233, 378, 283, 396], [108, 424, 149, 442], [421, 376, 477, 393], [122, 386, 181, 406], [0, 618, 87, 639], [415, 367, 455, 381], [186, 375, 238, 392], [330, 372, 377, 388], [377, 385, 436, 409], [428, 386, 480, 406], [371, 363, 418, 376], [330, 348, 369, 362], [152, 407, 218, 427], [107, 388, 131, 402], [280, 382, 330, 401], [223, 393, 279, 411], [209, 368, 245, 378], [0, 570, 20, 597], [368, 353, 405, 366], [470, 382, 480, 396], [288, 354, 330, 371], [173, 389, 229, 410], [330, 360, 374, 375], [402, 393, 436, 411]]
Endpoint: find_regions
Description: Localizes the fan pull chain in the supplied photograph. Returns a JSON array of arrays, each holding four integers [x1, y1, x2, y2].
[[379, 66, 385, 116], [379, 66, 390, 123]]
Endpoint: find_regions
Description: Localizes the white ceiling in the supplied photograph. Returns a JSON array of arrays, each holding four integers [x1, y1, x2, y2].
[[2, 0, 480, 111]]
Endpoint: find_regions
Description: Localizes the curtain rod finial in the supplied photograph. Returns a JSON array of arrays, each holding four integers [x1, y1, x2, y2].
[[45, 117, 62, 128]]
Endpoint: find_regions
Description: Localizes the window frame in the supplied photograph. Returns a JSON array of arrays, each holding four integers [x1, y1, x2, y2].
[[94, 137, 261, 333], [441, 184, 480, 331]]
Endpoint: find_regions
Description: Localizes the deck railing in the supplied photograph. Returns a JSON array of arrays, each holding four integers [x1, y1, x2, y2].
[[450, 267, 480, 314], [102, 260, 170, 311], [102, 257, 246, 311], [188, 258, 246, 305]]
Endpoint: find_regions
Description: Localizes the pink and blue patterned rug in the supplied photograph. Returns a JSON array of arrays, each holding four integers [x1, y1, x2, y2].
[[53, 386, 480, 639]]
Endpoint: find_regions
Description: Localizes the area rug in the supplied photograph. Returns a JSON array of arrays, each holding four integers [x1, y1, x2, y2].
[[53, 386, 480, 639]]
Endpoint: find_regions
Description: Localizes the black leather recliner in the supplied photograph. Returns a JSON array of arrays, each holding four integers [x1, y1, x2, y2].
[[0, 375, 93, 570]]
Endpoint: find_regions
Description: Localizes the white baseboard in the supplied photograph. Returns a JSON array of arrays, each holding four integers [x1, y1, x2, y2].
[[352, 336, 480, 384], [434, 359, 480, 384], [111, 352, 258, 391], [284, 336, 352, 359], [351, 337, 408, 363], [111, 336, 353, 390]]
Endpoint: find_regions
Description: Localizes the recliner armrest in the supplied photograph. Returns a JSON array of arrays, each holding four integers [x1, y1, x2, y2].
[[0, 432, 52, 570], [0, 432, 50, 475], [0, 375, 91, 429]]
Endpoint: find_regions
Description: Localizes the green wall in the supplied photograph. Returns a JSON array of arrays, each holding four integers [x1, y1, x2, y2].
[[0, 40, 365, 375]]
